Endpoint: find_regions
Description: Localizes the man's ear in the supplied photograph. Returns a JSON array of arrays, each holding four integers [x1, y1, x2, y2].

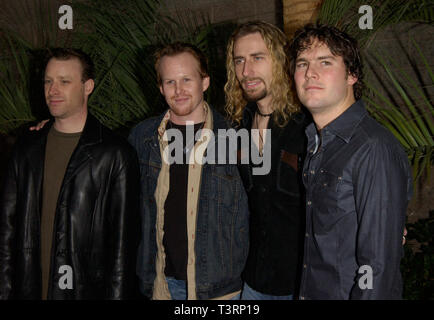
[[347, 73, 358, 86], [84, 79, 95, 96], [159, 84, 164, 95], [202, 76, 210, 92]]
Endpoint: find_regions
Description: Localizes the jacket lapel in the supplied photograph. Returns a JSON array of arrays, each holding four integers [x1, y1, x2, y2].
[[61, 114, 101, 186], [26, 124, 52, 216]]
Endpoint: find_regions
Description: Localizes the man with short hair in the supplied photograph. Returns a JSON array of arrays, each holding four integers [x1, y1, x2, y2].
[[128, 42, 249, 300], [225, 21, 308, 300], [0, 48, 140, 299], [289, 23, 412, 299]]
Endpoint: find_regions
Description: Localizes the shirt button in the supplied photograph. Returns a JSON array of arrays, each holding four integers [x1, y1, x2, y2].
[[307, 201, 312, 206], [310, 170, 315, 174], [303, 264, 307, 269], [305, 233, 309, 237], [300, 296, 305, 300]]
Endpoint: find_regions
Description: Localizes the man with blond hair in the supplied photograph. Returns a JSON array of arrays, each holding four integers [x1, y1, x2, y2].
[[129, 42, 249, 300], [225, 21, 309, 299]]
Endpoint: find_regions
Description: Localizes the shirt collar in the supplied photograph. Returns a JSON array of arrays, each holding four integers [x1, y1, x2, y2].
[[157, 102, 213, 139], [305, 100, 367, 144]]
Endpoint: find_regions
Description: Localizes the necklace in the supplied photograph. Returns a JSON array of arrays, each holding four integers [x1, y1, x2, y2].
[[254, 112, 266, 156], [256, 108, 273, 117]]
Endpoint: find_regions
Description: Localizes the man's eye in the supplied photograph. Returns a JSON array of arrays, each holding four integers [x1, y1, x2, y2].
[[296, 62, 307, 68], [44, 80, 51, 85], [321, 61, 332, 66], [61, 80, 70, 84], [254, 56, 263, 61], [234, 59, 244, 65], [183, 78, 190, 82]]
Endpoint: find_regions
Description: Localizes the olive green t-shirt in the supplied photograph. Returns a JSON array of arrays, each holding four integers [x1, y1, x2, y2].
[[41, 126, 81, 299]]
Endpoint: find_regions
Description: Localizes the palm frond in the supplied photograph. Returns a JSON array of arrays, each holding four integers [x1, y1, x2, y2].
[[365, 45, 434, 182]]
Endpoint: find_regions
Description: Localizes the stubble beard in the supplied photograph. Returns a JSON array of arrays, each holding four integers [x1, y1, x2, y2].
[[241, 79, 268, 103]]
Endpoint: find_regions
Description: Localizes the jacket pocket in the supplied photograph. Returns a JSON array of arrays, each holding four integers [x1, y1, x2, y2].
[[276, 150, 301, 197]]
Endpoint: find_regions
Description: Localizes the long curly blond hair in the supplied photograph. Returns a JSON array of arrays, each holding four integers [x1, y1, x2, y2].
[[224, 21, 300, 127]]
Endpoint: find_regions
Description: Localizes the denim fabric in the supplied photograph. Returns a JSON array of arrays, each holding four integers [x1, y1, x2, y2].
[[128, 107, 250, 300], [166, 277, 187, 300], [300, 100, 413, 300], [241, 283, 293, 300], [167, 277, 241, 300]]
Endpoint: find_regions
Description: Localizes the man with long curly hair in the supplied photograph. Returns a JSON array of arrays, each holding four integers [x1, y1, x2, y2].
[[225, 21, 309, 300]]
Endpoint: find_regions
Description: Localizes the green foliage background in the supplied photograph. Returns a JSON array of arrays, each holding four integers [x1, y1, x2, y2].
[[0, 0, 432, 299]]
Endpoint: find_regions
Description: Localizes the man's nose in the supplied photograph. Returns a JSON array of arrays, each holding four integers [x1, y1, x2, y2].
[[48, 82, 59, 95], [242, 60, 253, 78], [175, 81, 182, 95], [305, 64, 318, 80]]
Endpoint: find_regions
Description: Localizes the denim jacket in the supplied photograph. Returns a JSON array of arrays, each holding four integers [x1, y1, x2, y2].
[[128, 106, 249, 300]]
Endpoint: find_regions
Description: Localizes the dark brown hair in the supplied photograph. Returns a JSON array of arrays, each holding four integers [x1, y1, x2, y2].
[[289, 23, 364, 100], [45, 48, 95, 81]]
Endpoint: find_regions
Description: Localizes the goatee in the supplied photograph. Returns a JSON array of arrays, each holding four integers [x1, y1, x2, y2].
[[242, 88, 267, 102]]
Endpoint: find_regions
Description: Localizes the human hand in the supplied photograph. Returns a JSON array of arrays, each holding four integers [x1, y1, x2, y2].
[[29, 119, 49, 131], [402, 227, 408, 245]]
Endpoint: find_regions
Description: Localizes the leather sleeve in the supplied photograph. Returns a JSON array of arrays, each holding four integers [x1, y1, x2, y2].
[[104, 146, 141, 299], [0, 145, 19, 299]]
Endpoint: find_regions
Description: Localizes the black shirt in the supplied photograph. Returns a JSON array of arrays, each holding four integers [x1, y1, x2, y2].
[[163, 121, 204, 280], [238, 103, 309, 295]]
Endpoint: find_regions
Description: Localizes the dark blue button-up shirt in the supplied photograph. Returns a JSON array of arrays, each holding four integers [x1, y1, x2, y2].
[[299, 100, 412, 300]]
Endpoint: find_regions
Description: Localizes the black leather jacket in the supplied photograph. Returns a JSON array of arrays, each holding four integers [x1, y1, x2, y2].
[[237, 103, 309, 296], [0, 114, 140, 299]]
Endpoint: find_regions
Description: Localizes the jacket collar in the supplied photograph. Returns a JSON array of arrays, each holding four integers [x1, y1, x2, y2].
[[23, 113, 103, 202], [156, 102, 216, 139], [38, 112, 102, 146], [154, 102, 230, 137], [241, 102, 257, 129], [76, 113, 102, 146]]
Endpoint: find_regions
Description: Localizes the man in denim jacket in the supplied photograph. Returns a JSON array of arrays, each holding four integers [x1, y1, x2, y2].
[[128, 43, 249, 300]]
